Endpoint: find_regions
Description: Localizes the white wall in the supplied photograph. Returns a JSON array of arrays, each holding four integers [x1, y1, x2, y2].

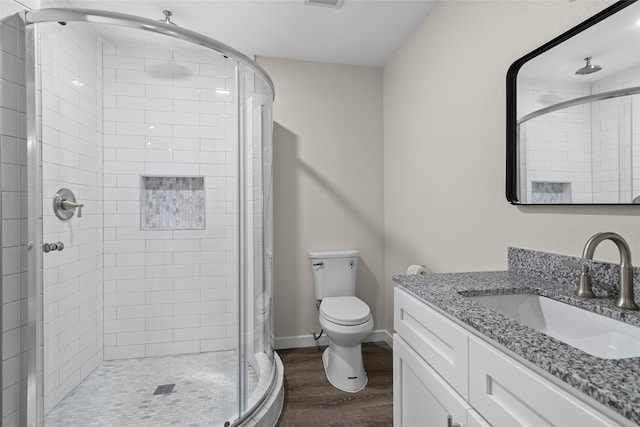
[[256, 57, 385, 341], [382, 0, 631, 332]]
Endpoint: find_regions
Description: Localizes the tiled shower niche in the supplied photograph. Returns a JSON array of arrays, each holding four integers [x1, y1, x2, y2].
[[531, 181, 571, 204], [141, 176, 206, 230]]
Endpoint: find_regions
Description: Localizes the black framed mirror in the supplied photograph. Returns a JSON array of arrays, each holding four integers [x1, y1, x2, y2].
[[506, 0, 640, 204]]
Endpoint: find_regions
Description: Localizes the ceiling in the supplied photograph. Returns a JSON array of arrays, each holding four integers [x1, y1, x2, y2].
[[63, 0, 438, 67]]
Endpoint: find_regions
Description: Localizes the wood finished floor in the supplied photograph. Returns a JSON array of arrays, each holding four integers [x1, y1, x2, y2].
[[276, 342, 393, 427]]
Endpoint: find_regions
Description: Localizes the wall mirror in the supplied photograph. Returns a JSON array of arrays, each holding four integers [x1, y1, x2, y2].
[[506, 0, 640, 204]]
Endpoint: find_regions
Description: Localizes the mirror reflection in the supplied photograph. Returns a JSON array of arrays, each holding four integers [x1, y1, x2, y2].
[[508, 1, 640, 204]]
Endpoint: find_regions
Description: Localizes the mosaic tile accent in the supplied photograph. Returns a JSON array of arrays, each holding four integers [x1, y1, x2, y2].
[[141, 176, 205, 230], [531, 181, 571, 203], [44, 351, 257, 427], [393, 248, 640, 425]]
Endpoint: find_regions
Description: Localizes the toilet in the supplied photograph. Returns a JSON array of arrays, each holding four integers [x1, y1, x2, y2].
[[309, 250, 374, 393]]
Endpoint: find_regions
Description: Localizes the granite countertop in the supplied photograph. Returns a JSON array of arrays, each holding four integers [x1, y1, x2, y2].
[[393, 270, 640, 425]]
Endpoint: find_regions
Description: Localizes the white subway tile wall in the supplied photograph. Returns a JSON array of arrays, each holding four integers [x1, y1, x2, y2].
[[101, 41, 239, 361], [1, 2, 26, 424], [39, 21, 104, 414]]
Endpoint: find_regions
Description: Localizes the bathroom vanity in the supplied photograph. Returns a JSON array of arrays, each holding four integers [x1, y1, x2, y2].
[[393, 249, 640, 427]]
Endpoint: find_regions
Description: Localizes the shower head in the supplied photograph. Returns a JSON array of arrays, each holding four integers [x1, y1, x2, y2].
[[159, 10, 176, 25], [575, 57, 602, 75]]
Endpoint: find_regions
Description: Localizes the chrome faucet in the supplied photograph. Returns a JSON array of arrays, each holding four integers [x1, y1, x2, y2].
[[582, 232, 639, 310]]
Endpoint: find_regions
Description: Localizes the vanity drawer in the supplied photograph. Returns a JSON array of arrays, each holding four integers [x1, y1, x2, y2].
[[394, 287, 469, 398], [469, 337, 617, 427]]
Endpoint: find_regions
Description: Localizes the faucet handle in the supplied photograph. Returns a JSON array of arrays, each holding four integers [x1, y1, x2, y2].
[[563, 260, 595, 298]]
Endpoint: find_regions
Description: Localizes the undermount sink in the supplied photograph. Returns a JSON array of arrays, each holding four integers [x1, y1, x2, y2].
[[466, 293, 640, 359]]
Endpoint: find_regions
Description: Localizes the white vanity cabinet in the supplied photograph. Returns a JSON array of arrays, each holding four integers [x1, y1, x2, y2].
[[394, 288, 490, 427], [393, 287, 634, 427]]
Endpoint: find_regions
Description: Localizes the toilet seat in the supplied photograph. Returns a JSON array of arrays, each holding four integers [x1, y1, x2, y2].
[[320, 296, 371, 326]]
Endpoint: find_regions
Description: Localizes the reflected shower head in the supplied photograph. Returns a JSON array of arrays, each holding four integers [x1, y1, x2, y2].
[[575, 57, 602, 75], [159, 10, 176, 25]]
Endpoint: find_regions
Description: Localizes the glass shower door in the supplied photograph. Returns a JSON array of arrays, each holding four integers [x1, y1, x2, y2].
[[25, 9, 276, 427], [238, 64, 275, 418], [28, 17, 244, 427]]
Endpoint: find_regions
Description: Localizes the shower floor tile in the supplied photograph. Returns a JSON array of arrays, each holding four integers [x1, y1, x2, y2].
[[45, 351, 257, 427]]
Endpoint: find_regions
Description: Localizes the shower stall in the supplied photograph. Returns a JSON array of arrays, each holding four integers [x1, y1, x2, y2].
[[20, 8, 281, 426]]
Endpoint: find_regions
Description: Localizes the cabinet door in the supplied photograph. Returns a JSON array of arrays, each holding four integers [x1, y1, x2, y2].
[[394, 288, 469, 398], [469, 337, 616, 427], [394, 334, 469, 427]]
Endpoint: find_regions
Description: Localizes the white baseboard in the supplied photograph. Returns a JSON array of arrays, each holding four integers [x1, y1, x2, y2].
[[275, 329, 393, 350], [367, 329, 393, 347]]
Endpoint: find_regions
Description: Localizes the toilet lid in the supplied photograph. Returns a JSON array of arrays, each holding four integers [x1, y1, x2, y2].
[[320, 296, 371, 326]]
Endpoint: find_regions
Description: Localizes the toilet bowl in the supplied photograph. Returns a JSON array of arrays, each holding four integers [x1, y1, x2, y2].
[[318, 296, 374, 393], [309, 250, 373, 393]]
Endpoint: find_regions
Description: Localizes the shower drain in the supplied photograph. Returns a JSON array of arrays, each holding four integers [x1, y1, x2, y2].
[[153, 384, 175, 395]]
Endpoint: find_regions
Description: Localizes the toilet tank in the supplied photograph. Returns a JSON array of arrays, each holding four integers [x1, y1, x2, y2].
[[309, 250, 359, 300]]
